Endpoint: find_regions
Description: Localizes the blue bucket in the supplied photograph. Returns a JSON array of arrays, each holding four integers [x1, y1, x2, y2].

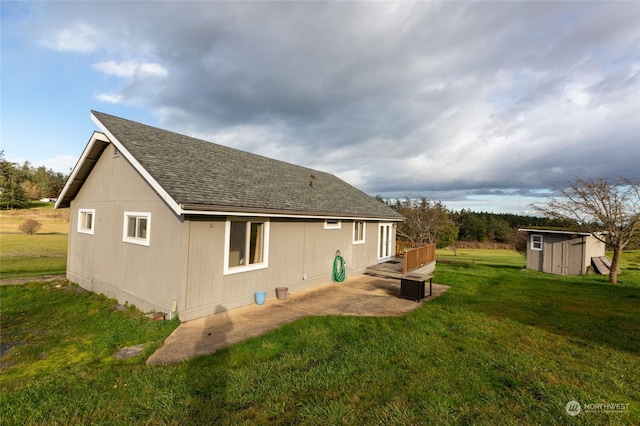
[[254, 291, 267, 305]]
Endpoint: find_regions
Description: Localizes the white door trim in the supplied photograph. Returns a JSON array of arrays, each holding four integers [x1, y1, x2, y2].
[[378, 222, 392, 262]]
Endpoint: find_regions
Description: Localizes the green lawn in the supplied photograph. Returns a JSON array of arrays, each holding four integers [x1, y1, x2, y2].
[[437, 247, 528, 267], [0, 234, 67, 278], [1, 204, 68, 278], [1, 251, 639, 424], [437, 247, 640, 286]]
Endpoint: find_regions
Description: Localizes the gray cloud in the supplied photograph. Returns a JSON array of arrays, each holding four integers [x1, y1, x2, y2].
[[28, 1, 640, 211]]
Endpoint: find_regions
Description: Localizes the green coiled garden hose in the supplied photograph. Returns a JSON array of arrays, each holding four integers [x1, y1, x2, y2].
[[332, 251, 346, 282]]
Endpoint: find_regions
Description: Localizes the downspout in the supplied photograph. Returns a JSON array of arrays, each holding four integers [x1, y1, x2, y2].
[[176, 216, 191, 321]]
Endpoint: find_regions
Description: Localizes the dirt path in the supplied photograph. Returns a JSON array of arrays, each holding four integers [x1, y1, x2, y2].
[[0, 275, 66, 285]]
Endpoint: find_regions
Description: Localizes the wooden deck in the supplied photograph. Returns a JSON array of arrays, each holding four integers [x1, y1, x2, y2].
[[367, 243, 436, 278], [365, 243, 436, 302], [365, 257, 436, 301], [365, 257, 435, 281]]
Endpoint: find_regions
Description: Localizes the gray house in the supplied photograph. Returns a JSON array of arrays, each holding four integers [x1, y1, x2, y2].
[[56, 111, 403, 321], [519, 229, 606, 276]]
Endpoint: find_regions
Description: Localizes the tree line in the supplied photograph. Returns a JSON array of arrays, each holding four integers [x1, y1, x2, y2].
[[0, 151, 68, 209], [451, 209, 574, 244], [378, 196, 590, 249]]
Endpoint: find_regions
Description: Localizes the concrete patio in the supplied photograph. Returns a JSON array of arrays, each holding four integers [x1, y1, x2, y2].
[[147, 274, 449, 365]]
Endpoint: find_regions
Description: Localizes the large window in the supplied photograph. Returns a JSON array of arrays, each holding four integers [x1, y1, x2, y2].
[[353, 221, 365, 244], [78, 208, 95, 235], [224, 218, 269, 274], [123, 212, 151, 246], [531, 234, 543, 251]]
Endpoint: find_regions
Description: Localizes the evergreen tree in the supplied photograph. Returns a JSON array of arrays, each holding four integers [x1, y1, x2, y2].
[[0, 153, 30, 209], [0, 151, 68, 209]]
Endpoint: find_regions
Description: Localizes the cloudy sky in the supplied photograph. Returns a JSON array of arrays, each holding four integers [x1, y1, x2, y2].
[[2, 1, 639, 214]]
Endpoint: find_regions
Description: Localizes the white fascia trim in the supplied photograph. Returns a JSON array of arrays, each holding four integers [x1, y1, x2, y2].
[[91, 112, 182, 216], [180, 208, 403, 222], [55, 131, 110, 209], [518, 228, 592, 236]]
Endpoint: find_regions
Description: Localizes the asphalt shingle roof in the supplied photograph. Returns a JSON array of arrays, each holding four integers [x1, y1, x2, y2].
[[92, 111, 402, 219]]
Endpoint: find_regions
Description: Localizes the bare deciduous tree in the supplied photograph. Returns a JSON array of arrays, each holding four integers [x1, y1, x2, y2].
[[19, 219, 42, 235], [395, 197, 458, 248], [534, 177, 640, 283], [510, 229, 528, 257]]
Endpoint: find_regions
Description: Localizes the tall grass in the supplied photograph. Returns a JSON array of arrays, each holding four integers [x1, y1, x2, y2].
[[1, 252, 639, 424]]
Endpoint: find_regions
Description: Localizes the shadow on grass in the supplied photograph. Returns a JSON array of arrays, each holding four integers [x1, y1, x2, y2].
[[473, 263, 525, 271], [183, 308, 233, 423], [437, 257, 525, 270]]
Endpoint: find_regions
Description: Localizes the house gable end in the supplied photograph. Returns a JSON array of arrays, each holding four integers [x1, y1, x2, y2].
[[90, 112, 182, 215], [56, 132, 110, 209]]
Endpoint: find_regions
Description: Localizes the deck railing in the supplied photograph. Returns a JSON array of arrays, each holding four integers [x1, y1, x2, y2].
[[396, 241, 427, 254], [399, 242, 436, 274]]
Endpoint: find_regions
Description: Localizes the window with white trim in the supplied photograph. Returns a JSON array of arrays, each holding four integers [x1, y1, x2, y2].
[[353, 221, 365, 244], [324, 219, 341, 229], [531, 234, 543, 251], [224, 218, 269, 274], [123, 212, 151, 246], [78, 208, 95, 235]]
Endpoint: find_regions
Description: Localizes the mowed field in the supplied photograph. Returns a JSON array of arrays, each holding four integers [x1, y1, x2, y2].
[[0, 203, 69, 278]]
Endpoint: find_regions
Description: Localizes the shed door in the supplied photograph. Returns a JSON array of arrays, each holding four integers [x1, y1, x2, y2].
[[378, 223, 392, 261], [553, 241, 570, 275], [561, 240, 572, 274]]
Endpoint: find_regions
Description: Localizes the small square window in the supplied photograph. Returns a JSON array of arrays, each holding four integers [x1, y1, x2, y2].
[[353, 221, 365, 244], [531, 234, 543, 251], [78, 209, 95, 235], [123, 212, 151, 246], [324, 219, 341, 229]]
